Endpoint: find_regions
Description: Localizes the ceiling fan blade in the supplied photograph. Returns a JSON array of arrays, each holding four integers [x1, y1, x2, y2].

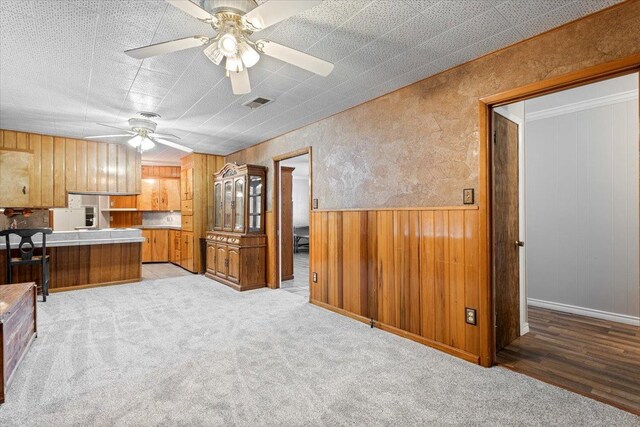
[[97, 123, 135, 133], [125, 36, 210, 59], [243, 0, 321, 31], [150, 132, 181, 140], [85, 134, 132, 139], [256, 40, 333, 76], [230, 69, 251, 95], [166, 0, 216, 23], [150, 137, 194, 153]]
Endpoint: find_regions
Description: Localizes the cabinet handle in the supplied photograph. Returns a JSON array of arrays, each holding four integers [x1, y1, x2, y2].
[[22, 186, 26, 194]]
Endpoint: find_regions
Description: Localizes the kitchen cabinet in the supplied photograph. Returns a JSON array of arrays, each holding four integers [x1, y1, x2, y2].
[[169, 229, 181, 264], [159, 179, 180, 211], [142, 229, 153, 262], [142, 229, 169, 262], [180, 231, 194, 272], [138, 178, 180, 211], [181, 168, 193, 201], [0, 130, 141, 208], [0, 149, 33, 207]]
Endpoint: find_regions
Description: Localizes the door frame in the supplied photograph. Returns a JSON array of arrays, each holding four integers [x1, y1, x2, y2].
[[478, 53, 640, 367], [272, 147, 313, 291]]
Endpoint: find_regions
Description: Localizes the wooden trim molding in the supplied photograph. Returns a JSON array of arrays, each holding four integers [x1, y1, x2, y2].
[[272, 147, 312, 289], [314, 206, 479, 213], [479, 54, 640, 367]]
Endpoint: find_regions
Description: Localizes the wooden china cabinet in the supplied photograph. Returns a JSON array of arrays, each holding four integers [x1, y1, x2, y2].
[[205, 163, 267, 291]]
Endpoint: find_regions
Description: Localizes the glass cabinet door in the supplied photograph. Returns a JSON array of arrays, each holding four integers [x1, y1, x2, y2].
[[214, 182, 222, 229], [248, 175, 263, 233], [223, 179, 233, 230], [233, 177, 245, 232]]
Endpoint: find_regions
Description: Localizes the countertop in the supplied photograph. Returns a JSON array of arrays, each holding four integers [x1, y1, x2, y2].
[[135, 225, 182, 231], [0, 228, 145, 249]]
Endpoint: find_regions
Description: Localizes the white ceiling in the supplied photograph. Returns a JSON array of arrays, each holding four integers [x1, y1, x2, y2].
[[525, 72, 638, 114], [0, 0, 622, 164], [281, 153, 310, 177]]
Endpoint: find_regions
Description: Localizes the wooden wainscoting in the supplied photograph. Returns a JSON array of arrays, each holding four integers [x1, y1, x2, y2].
[[310, 207, 481, 363], [0, 243, 142, 292]]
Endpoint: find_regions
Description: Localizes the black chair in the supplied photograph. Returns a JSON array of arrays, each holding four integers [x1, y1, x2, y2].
[[294, 226, 309, 253], [0, 228, 53, 302]]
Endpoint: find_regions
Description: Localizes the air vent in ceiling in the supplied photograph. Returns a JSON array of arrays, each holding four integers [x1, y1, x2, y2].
[[242, 97, 273, 109]]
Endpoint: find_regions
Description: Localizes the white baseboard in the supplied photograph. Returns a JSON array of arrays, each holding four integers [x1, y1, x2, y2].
[[520, 322, 530, 335], [528, 298, 640, 326]]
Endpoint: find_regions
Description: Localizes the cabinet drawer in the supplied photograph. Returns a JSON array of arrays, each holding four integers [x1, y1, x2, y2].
[[182, 215, 193, 232], [181, 199, 193, 214]]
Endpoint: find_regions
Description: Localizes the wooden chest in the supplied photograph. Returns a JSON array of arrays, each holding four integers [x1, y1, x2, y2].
[[205, 231, 266, 291], [0, 282, 37, 404]]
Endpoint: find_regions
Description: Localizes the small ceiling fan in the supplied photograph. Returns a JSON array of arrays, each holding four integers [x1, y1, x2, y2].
[[125, 0, 334, 95], [85, 112, 193, 153]]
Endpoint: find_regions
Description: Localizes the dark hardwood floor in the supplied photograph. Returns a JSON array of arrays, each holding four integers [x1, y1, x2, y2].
[[496, 306, 640, 415]]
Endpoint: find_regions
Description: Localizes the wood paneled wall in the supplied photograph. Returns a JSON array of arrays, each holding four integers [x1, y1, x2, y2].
[[310, 207, 480, 363], [0, 243, 141, 292], [141, 165, 180, 179], [0, 129, 141, 207]]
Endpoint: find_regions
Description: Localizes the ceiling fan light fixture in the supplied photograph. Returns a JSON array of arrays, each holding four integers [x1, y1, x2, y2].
[[203, 44, 224, 65], [238, 42, 260, 68], [140, 137, 155, 151], [218, 33, 238, 57], [225, 55, 244, 73], [128, 134, 143, 148]]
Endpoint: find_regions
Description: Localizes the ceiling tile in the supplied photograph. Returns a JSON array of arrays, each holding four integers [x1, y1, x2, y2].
[[0, 0, 623, 161]]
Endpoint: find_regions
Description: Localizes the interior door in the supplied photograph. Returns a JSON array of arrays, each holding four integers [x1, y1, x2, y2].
[[493, 112, 521, 351], [280, 167, 294, 281]]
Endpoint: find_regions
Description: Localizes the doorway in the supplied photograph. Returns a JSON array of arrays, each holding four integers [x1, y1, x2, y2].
[[491, 73, 640, 413], [274, 150, 311, 299]]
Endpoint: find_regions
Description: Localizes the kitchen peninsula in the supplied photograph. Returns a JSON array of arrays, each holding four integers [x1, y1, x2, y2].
[[0, 228, 144, 292]]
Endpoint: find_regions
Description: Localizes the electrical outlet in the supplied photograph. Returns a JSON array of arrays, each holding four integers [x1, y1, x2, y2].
[[465, 308, 477, 325], [312, 272, 318, 283], [463, 188, 474, 205], [312, 199, 318, 209]]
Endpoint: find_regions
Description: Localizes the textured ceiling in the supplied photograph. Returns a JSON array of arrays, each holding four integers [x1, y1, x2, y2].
[[0, 0, 622, 164]]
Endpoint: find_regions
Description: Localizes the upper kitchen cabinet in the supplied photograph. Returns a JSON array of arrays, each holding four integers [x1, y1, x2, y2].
[[138, 178, 180, 211], [0, 130, 142, 208], [0, 148, 33, 207]]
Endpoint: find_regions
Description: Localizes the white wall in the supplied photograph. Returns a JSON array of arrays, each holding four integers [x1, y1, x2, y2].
[[292, 176, 309, 227], [281, 154, 310, 228], [524, 96, 639, 324]]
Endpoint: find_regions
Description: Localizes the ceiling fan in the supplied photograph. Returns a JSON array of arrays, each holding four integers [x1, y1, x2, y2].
[[85, 112, 193, 153], [125, 0, 334, 95]]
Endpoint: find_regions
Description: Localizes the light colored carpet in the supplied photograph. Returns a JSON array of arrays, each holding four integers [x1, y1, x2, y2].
[[0, 276, 637, 426]]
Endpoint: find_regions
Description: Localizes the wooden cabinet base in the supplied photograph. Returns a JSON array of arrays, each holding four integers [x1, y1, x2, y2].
[[0, 283, 37, 404], [205, 231, 266, 291], [0, 243, 142, 292], [204, 272, 265, 292]]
